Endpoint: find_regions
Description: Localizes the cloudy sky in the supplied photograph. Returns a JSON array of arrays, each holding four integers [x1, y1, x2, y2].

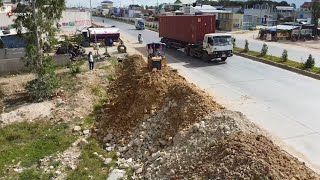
[[66, 0, 310, 8]]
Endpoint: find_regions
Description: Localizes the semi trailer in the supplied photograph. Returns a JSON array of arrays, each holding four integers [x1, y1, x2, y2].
[[159, 15, 233, 61]]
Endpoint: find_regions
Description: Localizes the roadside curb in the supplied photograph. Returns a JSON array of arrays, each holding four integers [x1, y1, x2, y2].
[[234, 52, 320, 80]]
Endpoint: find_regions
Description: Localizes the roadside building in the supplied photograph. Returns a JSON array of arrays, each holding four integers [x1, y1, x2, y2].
[[275, 6, 295, 21], [242, 14, 258, 30], [223, 6, 242, 13], [218, 13, 243, 31], [297, 2, 312, 21], [244, 3, 277, 25], [128, 5, 142, 18]]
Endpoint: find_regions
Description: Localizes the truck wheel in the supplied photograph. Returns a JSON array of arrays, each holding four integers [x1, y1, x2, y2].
[[221, 57, 227, 61], [117, 45, 127, 53], [184, 47, 190, 56], [202, 52, 211, 63]]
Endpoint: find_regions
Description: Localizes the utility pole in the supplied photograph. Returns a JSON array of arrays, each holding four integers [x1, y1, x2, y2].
[[90, 0, 92, 24], [32, 0, 41, 57], [157, 0, 159, 14]]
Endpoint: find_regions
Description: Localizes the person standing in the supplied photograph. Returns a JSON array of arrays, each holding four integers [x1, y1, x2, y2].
[[88, 52, 94, 71]]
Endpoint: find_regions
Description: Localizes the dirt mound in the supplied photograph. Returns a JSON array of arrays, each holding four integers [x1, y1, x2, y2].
[[96, 54, 221, 140], [95, 55, 319, 179], [173, 132, 318, 179]]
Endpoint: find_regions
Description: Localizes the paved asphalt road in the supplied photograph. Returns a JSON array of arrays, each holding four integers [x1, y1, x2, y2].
[[94, 17, 320, 172]]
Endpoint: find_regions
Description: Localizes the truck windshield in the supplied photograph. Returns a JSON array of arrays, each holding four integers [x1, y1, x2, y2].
[[138, 21, 144, 26], [210, 36, 232, 46]]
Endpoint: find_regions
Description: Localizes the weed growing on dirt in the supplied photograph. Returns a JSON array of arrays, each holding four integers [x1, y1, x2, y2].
[[59, 73, 79, 93], [91, 85, 105, 97], [66, 139, 117, 179], [0, 121, 76, 176], [70, 61, 85, 74], [81, 117, 95, 130], [106, 74, 116, 82], [91, 85, 108, 113], [18, 168, 41, 180]]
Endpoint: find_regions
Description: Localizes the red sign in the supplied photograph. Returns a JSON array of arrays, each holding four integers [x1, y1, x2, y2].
[[7, 11, 13, 17]]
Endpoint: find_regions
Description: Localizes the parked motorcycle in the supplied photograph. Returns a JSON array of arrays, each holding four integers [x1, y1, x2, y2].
[[70, 45, 86, 61], [138, 33, 143, 44]]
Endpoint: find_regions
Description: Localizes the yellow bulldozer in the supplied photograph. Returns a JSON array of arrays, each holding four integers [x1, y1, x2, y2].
[[146, 43, 167, 71]]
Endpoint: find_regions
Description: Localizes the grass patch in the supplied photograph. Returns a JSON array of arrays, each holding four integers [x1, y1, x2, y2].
[[98, 65, 111, 70], [58, 72, 79, 93], [106, 74, 116, 82], [234, 47, 320, 74], [91, 85, 106, 98], [91, 85, 108, 113], [0, 121, 76, 176], [109, 57, 118, 67], [81, 117, 95, 130], [66, 139, 117, 179]]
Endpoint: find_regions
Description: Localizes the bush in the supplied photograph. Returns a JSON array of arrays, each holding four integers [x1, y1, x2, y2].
[[304, 54, 315, 69], [259, 43, 268, 57], [282, 49, 288, 62], [244, 40, 249, 52], [43, 42, 52, 53], [26, 57, 59, 102], [72, 34, 84, 46], [70, 63, 81, 74]]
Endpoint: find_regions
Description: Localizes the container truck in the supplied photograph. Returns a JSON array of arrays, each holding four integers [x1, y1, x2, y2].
[[159, 15, 233, 61], [134, 18, 145, 30]]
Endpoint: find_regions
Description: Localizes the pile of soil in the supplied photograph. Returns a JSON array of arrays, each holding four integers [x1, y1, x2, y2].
[[173, 132, 318, 179], [95, 54, 221, 140], [95, 55, 319, 179]]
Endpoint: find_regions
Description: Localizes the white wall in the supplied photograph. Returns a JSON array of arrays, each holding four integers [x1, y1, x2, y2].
[[58, 10, 92, 33], [0, 10, 92, 33]]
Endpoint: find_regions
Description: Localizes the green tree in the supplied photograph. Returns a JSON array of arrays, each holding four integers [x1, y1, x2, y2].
[[281, 49, 288, 62], [304, 54, 315, 69], [244, 40, 249, 53], [13, 0, 66, 101], [260, 43, 268, 56]]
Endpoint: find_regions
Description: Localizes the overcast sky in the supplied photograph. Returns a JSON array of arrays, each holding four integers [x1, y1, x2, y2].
[[66, 0, 310, 8]]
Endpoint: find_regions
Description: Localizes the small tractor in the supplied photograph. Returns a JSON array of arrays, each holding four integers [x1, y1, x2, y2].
[[146, 43, 167, 71]]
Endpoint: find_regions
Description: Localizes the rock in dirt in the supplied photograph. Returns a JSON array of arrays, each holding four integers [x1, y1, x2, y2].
[[78, 138, 89, 147], [83, 129, 90, 135], [103, 134, 113, 142], [104, 158, 113, 165], [107, 169, 126, 180], [73, 126, 81, 132]]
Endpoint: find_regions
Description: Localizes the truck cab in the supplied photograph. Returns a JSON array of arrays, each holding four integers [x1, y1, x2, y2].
[[203, 33, 233, 61], [135, 18, 145, 30]]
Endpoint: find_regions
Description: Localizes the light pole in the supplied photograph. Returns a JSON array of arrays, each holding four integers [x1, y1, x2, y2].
[[90, 0, 93, 24]]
